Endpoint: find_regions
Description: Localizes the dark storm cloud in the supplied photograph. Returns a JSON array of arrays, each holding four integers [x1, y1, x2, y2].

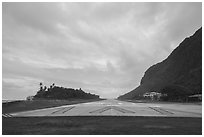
[[2, 2, 202, 99]]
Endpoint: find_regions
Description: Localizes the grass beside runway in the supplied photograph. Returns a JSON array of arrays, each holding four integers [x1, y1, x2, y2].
[[2, 116, 201, 135], [2, 99, 104, 114], [119, 99, 202, 105]]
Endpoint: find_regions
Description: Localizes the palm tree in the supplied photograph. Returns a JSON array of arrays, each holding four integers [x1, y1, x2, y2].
[[44, 86, 47, 91], [39, 82, 43, 91]]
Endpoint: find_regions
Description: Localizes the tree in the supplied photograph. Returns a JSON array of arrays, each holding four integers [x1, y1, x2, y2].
[[33, 84, 100, 100], [39, 82, 43, 91], [160, 85, 191, 102], [44, 86, 47, 91]]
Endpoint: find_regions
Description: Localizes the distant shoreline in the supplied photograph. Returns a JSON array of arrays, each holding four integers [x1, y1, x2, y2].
[[2, 100, 24, 103]]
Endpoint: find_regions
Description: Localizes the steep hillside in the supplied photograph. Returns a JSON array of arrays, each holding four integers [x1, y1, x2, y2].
[[118, 28, 202, 99]]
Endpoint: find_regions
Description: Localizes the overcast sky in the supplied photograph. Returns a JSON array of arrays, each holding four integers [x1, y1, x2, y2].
[[2, 2, 202, 99]]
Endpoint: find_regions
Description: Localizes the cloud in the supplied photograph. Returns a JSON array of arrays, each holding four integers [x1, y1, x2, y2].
[[2, 2, 202, 99], [2, 76, 41, 100], [3, 2, 65, 35]]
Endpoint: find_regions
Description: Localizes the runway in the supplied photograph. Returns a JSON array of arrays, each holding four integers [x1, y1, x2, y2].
[[9, 99, 202, 117]]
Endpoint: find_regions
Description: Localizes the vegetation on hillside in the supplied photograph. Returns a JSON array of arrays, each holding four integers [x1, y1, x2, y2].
[[32, 83, 99, 100]]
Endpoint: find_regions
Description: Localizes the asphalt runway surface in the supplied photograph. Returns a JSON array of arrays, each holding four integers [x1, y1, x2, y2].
[[7, 99, 202, 117]]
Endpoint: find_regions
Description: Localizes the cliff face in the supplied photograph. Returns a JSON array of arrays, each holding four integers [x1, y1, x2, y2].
[[118, 28, 202, 99]]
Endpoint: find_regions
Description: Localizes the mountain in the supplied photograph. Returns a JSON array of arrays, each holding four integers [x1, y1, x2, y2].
[[118, 28, 202, 100]]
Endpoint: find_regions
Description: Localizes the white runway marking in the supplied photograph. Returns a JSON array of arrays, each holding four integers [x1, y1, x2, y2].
[[3, 113, 12, 117], [150, 105, 161, 107]]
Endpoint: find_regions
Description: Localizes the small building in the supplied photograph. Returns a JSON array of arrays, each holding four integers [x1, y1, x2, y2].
[[143, 92, 162, 100], [26, 96, 34, 101], [188, 94, 202, 101]]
